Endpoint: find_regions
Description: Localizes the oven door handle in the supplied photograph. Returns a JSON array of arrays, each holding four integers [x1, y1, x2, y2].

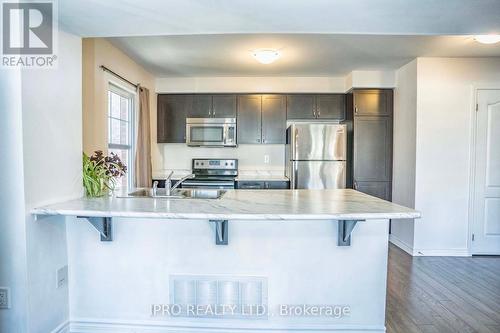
[[181, 181, 235, 187]]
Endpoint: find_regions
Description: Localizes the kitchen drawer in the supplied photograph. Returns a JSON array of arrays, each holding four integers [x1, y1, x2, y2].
[[236, 180, 290, 190], [264, 181, 290, 189], [236, 181, 265, 189]]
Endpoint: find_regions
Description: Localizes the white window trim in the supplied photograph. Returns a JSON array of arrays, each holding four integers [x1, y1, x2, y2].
[[107, 80, 137, 189]]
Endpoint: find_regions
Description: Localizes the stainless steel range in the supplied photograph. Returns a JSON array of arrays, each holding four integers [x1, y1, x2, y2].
[[180, 159, 238, 189]]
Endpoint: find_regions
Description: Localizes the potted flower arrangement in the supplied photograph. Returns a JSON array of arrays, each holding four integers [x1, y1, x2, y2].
[[82, 150, 127, 197]]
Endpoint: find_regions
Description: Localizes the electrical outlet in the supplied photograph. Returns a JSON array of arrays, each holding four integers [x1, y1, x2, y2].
[[264, 155, 270, 164], [56, 265, 68, 289], [0, 287, 10, 309]]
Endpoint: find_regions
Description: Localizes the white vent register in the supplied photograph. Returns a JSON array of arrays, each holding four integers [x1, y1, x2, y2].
[[169, 275, 268, 318]]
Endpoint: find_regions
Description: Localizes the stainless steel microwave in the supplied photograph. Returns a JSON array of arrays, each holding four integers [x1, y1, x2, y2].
[[186, 118, 237, 147]]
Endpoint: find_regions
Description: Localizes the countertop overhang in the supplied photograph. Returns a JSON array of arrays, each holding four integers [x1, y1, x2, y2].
[[32, 189, 420, 221]]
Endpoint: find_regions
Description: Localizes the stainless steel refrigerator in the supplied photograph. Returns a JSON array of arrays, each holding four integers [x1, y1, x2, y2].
[[285, 123, 347, 189]]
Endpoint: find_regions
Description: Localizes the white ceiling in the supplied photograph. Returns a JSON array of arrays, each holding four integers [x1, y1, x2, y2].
[[60, 0, 500, 37], [60, 0, 500, 77], [108, 34, 500, 77]]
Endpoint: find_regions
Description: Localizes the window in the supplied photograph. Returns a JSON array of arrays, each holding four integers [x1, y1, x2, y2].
[[108, 83, 135, 189]]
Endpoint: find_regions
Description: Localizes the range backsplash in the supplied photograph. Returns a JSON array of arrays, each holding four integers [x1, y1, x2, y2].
[[153, 143, 285, 174]]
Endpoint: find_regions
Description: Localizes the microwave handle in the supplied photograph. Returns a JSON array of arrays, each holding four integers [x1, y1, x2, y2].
[[223, 125, 229, 145]]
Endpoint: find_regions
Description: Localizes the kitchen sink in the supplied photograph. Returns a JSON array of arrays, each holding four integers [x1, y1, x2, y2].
[[117, 188, 226, 199]]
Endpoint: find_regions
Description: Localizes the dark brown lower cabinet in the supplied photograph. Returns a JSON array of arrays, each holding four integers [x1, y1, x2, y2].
[[236, 181, 290, 189], [353, 116, 392, 182], [354, 181, 391, 201]]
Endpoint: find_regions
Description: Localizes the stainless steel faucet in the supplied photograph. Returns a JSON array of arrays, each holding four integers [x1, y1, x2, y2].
[[152, 180, 160, 196], [153, 171, 195, 197], [167, 172, 195, 195]]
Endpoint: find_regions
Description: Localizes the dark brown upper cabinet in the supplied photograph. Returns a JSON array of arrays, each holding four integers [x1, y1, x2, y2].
[[286, 95, 315, 119], [316, 94, 345, 119], [237, 94, 286, 144], [286, 94, 345, 120], [212, 95, 237, 118], [157, 94, 189, 143], [237, 95, 262, 144], [189, 94, 211, 117], [353, 89, 392, 116], [262, 95, 286, 144], [187, 94, 237, 118]]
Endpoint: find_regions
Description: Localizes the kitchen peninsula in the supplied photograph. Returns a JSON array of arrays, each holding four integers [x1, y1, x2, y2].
[[33, 189, 419, 332]]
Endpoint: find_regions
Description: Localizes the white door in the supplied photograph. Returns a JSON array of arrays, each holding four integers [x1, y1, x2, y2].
[[472, 89, 500, 254]]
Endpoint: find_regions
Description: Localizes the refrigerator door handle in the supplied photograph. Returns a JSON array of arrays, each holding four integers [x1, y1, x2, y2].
[[293, 162, 299, 190], [293, 127, 299, 160]]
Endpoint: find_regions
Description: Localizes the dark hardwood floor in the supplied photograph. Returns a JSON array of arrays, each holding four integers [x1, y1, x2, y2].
[[386, 244, 500, 333]]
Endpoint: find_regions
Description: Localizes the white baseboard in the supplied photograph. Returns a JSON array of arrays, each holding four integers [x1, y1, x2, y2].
[[69, 317, 385, 333], [412, 248, 471, 257], [388, 235, 414, 255], [51, 320, 70, 333], [389, 235, 471, 257]]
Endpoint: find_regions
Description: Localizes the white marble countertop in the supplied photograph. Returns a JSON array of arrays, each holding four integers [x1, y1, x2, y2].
[[32, 189, 420, 221]]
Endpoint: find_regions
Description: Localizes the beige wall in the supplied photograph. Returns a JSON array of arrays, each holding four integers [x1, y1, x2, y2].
[[391, 59, 417, 251], [155, 76, 346, 93], [413, 57, 500, 255], [391, 57, 500, 256], [82, 38, 156, 166], [155, 71, 396, 94]]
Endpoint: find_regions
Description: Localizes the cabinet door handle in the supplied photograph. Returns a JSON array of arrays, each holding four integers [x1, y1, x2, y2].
[[354, 106, 358, 114], [212, 108, 215, 117], [256, 138, 261, 143], [354, 181, 358, 190]]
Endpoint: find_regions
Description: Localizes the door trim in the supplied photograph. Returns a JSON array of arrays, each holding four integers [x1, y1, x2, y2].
[[468, 84, 500, 255]]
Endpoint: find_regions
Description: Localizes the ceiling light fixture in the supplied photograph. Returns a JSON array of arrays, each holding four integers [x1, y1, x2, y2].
[[473, 35, 500, 44], [252, 49, 280, 64]]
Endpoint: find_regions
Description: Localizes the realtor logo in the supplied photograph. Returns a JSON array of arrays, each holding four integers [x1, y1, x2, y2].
[[1, 1, 57, 68]]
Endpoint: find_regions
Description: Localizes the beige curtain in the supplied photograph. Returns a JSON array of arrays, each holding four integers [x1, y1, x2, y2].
[[134, 87, 152, 187]]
